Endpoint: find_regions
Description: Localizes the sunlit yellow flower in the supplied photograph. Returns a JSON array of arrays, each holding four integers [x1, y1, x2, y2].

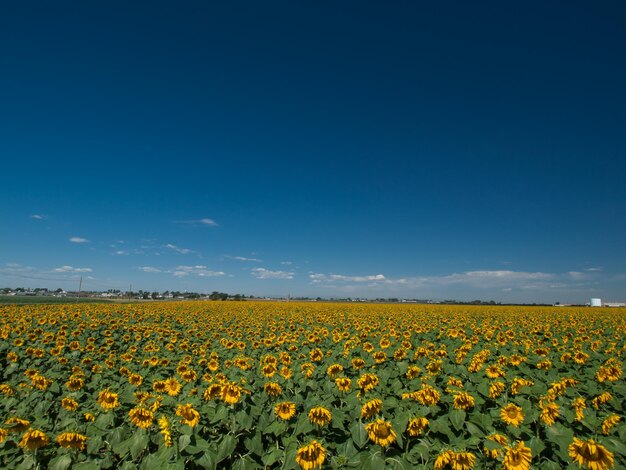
[[19, 429, 49, 451], [57, 432, 87, 451], [453, 451, 476, 469], [61, 397, 79, 411], [308, 406, 332, 426], [128, 373, 143, 386], [264, 381, 282, 398], [0, 428, 7, 444], [5, 417, 30, 433], [502, 441, 532, 470], [365, 419, 396, 447], [572, 398, 586, 421], [489, 381, 505, 399], [361, 398, 383, 420], [295, 440, 325, 470], [406, 417, 428, 436], [484, 433, 508, 459], [203, 383, 222, 401], [540, 402, 559, 426], [568, 437, 614, 470], [434, 450, 454, 469], [158, 415, 172, 447], [602, 415, 621, 435], [97, 389, 119, 411], [591, 392, 612, 409], [129, 407, 154, 428], [326, 363, 343, 377], [31, 374, 52, 391], [176, 404, 200, 427], [334, 377, 351, 392], [84, 413, 95, 422], [275, 402, 296, 421], [500, 403, 524, 427], [164, 377, 182, 397], [221, 382, 242, 405], [453, 392, 475, 410]]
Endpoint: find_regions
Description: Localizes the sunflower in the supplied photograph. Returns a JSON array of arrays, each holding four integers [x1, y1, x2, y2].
[[31, 374, 52, 391], [502, 441, 532, 470], [365, 419, 397, 447], [203, 383, 222, 401], [351, 358, 365, 370], [568, 437, 614, 470], [280, 366, 293, 380], [129, 407, 154, 428], [158, 415, 172, 447], [453, 451, 476, 469], [415, 385, 440, 406], [176, 404, 200, 427], [540, 402, 559, 426], [128, 373, 143, 386], [0, 428, 7, 444], [5, 417, 30, 433], [485, 365, 504, 379], [601, 415, 621, 435], [221, 382, 242, 405], [57, 432, 88, 451], [484, 433, 509, 459], [500, 403, 524, 427], [164, 377, 182, 397], [308, 406, 332, 427], [61, 397, 79, 411], [406, 417, 429, 436], [572, 398, 586, 421], [97, 389, 119, 411], [19, 429, 49, 451], [361, 398, 383, 420], [264, 382, 282, 398], [295, 440, 325, 470], [65, 375, 84, 391], [153, 380, 167, 393], [275, 402, 296, 421], [434, 450, 454, 469], [326, 363, 343, 377], [489, 380, 505, 399], [406, 365, 421, 380], [357, 373, 379, 392], [335, 377, 351, 392], [453, 392, 475, 410]]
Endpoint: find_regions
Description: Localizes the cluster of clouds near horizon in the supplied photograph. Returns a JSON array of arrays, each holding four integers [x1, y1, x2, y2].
[[0, 212, 620, 302]]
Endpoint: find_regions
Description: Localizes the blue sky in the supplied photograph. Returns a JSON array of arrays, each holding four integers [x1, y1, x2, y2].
[[1, 1, 625, 302]]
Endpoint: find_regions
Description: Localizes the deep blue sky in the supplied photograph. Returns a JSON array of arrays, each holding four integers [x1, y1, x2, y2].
[[1, 1, 625, 302]]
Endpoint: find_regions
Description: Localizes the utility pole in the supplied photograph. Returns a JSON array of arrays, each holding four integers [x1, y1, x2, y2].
[[76, 276, 82, 302]]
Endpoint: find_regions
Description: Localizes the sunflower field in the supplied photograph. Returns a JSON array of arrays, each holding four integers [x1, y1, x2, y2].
[[0, 301, 625, 469]]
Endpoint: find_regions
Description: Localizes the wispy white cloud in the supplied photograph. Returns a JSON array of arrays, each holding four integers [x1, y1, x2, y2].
[[165, 243, 193, 255], [310, 273, 386, 283], [171, 265, 225, 277], [139, 266, 162, 273], [175, 218, 219, 227], [225, 255, 262, 262], [53, 265, 93, 273], [280, 261, 293, 265], [30, 214, 48, 220], [585, 267, 602, 272], [309, 270, 558, 291], [251, 268, 294, 280], [69, 237, 90, 244]]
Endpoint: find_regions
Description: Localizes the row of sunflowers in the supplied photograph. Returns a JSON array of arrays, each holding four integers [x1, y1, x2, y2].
[[0, 301, 625, 469]]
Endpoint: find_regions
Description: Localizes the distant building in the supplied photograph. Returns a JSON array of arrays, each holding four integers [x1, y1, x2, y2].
[[604, 302, 626, 308]]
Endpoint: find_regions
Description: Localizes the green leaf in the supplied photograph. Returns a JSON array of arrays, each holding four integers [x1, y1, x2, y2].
[[48, 454, 72, 470], [72, 463, 101, 470], [178, 434, 192, 453], [262, 447, 282, 467], [350, 421, 368, 448], [361, 451, 385, 470], [232, 456, 258, 470], [449, 409, 466, 431], [217, 434, 237, 462], [465, 422, 484, 437], [129, 430, 149, 460], [195, 450, 217, 470]]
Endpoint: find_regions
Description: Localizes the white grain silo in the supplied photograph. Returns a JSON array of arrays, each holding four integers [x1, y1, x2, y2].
[[590, 298, 602, 307]]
